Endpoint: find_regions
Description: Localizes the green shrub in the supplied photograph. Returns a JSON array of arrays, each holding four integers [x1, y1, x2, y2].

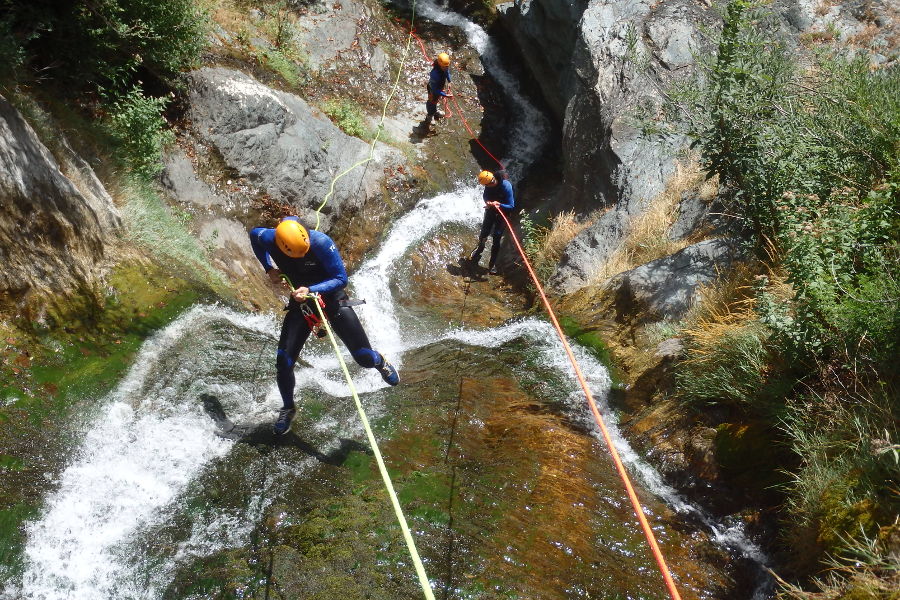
[[105, 85, 174, 179], [321, 98, 371, 140], [664, 0, 900, 368], [0, 16, 24, 82], [3, 0, 207, 90], [262, 47, 304, 87], [3, 0, 208, 175], [779, 391, 899, 567], [659, 2, 900, 584], [676, 323, 770, 406]]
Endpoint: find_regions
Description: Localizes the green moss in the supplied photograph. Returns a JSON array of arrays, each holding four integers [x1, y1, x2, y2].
[[301, 398, 326, 421], [344, 450, 376, 485], [558, 314, 621, 383], [398, 470, 451, 525], [0, 502, 38, 581]]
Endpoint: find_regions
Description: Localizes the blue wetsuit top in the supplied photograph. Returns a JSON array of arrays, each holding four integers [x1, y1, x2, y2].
[[483, 179, 515, 212], [249, 217, 348, 298], [428, 64, 451, 97]]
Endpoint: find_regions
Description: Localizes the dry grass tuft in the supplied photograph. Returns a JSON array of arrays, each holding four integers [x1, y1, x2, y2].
[[542, 210, 595, 260], [681, 254, 791, 351], [531, 209, 600, 278], [588, 159, 719, 285]]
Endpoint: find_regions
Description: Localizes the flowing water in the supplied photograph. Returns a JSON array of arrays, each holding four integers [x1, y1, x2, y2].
[[3, 4, 773, 599]]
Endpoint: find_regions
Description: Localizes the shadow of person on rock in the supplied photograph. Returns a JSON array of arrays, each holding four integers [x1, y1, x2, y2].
[[409, 119, 437, 143], [200, 393, 372, 466], [446, 256, 487, 282]]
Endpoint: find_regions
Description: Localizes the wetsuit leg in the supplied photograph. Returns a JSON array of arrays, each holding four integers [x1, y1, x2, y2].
[[426, 88, 437, 118], [489, 232, 502, 269], [328, 305, 382, 368], [470, 209, 495, 262], [276, 309, 312, 409]]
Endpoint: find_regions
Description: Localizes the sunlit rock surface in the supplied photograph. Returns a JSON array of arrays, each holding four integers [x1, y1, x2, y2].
[[0, 94, 121, 314], [186, 67, 403, 231], [603, 238, 739, 321], [502, 0, 895, 293]]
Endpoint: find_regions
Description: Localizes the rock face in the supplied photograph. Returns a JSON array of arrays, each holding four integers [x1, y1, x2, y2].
[[502, 0, 896, 293], [604, 238, 738, 322], [186, 67, 401, 230], [0, 95, 121, 314], [503, 0, 718, 292]]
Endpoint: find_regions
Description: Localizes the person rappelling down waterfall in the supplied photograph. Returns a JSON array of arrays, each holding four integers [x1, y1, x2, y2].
[[424, 52, 452, 127], [250, 217, 400, 435], [468, 169, 515, 275]]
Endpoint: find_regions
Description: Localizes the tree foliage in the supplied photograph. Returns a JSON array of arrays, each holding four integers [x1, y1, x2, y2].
[[0, 0, 208, 176], [666, 0, 900, 369], [663, 0, 899, 589]]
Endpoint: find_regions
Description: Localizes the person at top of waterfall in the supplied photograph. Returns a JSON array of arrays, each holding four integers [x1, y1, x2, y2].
[[469, 169, 515, 275], [249, 217, 399, 435], [425, 52, 453, 124]]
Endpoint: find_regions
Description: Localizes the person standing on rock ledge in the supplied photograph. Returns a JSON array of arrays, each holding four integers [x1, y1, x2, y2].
[[249, 217, 400, 435], [424, 52, 453, 126], [469, 170, 515, 275]]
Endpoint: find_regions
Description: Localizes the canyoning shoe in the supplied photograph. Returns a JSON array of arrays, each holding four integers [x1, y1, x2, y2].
[[273, 407, 296, 435], [377, 357, 400, 386], [489, 265, 500, 275]]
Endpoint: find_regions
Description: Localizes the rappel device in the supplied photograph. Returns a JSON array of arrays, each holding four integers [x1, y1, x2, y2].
[[300, 294, 328, 338]]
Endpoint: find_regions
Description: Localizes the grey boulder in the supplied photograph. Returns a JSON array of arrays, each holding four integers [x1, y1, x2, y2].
[[187, 67, 400, 230]]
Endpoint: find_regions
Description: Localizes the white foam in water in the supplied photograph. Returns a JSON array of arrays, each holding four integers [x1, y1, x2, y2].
[[7, 306, 282, 600], [349, 186, 483, 362]]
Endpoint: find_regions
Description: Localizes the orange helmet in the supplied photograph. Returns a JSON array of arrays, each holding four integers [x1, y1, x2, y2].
[[477, 170, 496, 186], [437, 53, 451, 68], [275, 219, 310, 258]]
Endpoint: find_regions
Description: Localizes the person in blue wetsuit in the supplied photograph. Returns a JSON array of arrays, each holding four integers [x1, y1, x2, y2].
[[469, 170, 515, 275], [249, 217, 399, 435], [425, 52, 452, 125]]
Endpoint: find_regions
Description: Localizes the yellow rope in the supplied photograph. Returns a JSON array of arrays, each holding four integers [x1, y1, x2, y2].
[[314, 0, 420, 231], [311, 295, 436, 599]]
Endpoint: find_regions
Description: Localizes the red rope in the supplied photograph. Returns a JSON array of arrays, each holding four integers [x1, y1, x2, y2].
[[493, 206, 684, 600], [448, 92, 504, 170], [400, 15, 682, 600]]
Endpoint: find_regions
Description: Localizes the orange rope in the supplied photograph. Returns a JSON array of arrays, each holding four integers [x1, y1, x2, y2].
[[448, 93, 504, 169], [401, 16, 682, 600], [492, 206, 683, 600]]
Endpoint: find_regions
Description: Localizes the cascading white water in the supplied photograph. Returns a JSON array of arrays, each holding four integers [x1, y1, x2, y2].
[[6, 308, 282, 600], [418, 0, 550, 180]]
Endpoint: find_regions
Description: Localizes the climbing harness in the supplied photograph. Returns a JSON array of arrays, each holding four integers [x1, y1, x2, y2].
[[311, 294, 437, 600], [492, 206, 684, 600]]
